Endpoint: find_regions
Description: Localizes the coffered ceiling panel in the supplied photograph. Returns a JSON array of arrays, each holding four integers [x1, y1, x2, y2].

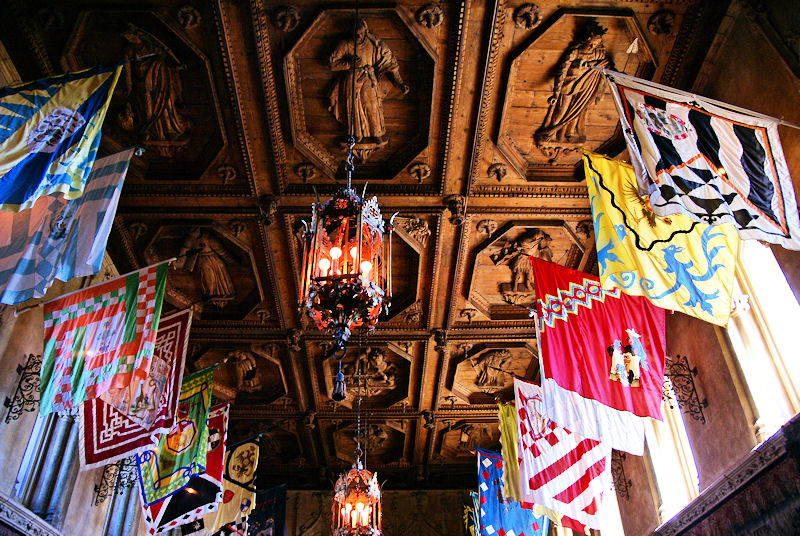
[[0, 0, 733, 489]]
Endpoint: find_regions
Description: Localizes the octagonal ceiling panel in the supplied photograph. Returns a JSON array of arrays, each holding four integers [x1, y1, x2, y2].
[[445, 342, 539, 405], [283, 8, 435, 182], [61, 10, 227, 182], [320, 343, 413, 410], [436, 421, 500, 464], [495, 11, 654, 181], [136, 219, 273, 323], [193, 343, 288, 405], [466, 219, 592, 321], [330, 420, 407, 466]]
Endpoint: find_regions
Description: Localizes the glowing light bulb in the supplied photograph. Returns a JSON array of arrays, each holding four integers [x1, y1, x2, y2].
[[356, 502, 364, 512], [318, 257, 331, 277], [350, 246, 358, 261], [329, 247, 342, 259], [345, 503, 352, 512], [360, 260, 372, 277]]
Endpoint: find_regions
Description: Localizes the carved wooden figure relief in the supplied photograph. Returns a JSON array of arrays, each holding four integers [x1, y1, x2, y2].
[[397, 216, 431, 247], [175, 228, 236, 308], [118, 24, 189, 157], [535, 21, 612, 160], [327, 18, 410, 161]]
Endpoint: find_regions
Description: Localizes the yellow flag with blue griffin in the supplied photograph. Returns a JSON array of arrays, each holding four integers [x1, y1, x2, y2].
[[583, 151, 739, 326], [0, 64, 121, 212]]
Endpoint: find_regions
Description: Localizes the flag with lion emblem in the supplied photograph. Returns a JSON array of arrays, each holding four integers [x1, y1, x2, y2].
[[583, 151, 740, 326]]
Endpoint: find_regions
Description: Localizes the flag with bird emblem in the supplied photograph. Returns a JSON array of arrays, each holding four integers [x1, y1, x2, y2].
[[530, 257, 665, 455], [583, 151, 740, 326]]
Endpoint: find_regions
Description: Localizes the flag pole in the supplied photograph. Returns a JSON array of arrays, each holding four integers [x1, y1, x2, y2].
[[13, 258, 176, 317], [597, 67, 800, 131]]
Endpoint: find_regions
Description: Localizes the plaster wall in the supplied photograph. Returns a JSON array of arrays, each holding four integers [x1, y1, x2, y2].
[[699, 11, 800, 304], [665, 312, 756, 491], [0, 265, 124, 535]]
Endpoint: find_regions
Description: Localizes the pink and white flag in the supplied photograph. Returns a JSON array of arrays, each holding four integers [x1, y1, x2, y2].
[[515, 377, 612, 532]]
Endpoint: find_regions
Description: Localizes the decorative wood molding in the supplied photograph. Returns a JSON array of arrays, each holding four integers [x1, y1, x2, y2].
[[0, 491, 60, 536], [653, 418, 792, 535]]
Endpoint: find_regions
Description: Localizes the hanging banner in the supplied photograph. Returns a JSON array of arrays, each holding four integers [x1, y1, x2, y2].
[[79, 309, 192, 469]]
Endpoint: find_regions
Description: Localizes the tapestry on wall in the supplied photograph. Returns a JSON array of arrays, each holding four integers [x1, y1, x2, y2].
[[530, 256, 665, 455], [247, 483, 286, 536]]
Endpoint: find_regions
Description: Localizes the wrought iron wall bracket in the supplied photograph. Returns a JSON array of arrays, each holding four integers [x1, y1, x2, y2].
[[3, 353, 42, 424], [93, 456, 138, 506], [663, 354, 708, 424], [611, 450, 632, 500]]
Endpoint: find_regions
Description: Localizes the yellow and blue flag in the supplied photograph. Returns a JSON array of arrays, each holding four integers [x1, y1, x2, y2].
[[0, 63, 121, 212], [583, 151, 740, 326]]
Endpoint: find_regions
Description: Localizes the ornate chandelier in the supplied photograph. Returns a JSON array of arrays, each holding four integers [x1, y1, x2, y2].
[[299, 174, 394, 356], [298, 1, 395, 402], [331, 355, 382, 535]]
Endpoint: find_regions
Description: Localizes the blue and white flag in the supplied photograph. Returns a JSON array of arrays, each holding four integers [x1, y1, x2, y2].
[[0, 64, 121, 212], [477, 448, 549, 536], [0, 148, 133, 304]]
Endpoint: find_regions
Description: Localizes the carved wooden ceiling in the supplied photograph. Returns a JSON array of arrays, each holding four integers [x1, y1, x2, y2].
[[1, 0, 731, 490]]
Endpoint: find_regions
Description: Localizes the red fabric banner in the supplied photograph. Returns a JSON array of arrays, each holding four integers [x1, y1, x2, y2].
[[530, 257, 665, 454]]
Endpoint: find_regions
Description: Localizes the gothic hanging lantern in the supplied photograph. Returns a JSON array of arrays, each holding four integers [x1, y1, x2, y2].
[[299, 176, 395, 358], [332, 461, 382, 535], [331, 352, 382, 535], [298, 1, 396, 384]]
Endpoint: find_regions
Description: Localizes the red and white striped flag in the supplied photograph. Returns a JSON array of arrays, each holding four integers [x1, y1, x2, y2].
[[514, 377, 611, 532]]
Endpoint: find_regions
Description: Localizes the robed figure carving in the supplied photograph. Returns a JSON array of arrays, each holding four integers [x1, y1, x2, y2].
[[535, 21, 612, 152], [328, 18, 409, 161], [118, 24, 189, 157], [176, 228, 236, 308]]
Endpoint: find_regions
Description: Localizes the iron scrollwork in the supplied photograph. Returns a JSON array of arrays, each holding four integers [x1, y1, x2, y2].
[[93, 456, 138, 506], [663, 354, 708, 424], [611, 450, 632, 500], [3, 353, 42, 424]]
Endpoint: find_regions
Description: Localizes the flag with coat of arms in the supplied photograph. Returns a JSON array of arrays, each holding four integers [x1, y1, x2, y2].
[[530, 256, 665, 455], [39, 261, 168, 415], [476, 448, 549, 536], [0, 148, 134, 305], [605, 69, 800, 250], [0, 64, 121, 212]]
